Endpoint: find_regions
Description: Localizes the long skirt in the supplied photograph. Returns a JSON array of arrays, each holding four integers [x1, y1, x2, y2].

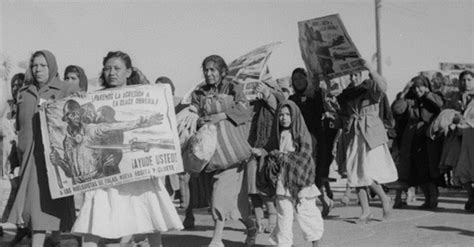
[[211, 165, 250, 221], [8, 152, 76, 231], [188, 171, 214, 209], [315, 126, 338, 184], [345, 133, 398, 187], [72, 178, 183, 239], [455, 128, 474, 184]]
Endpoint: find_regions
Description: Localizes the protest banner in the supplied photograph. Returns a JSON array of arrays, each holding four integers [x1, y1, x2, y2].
[[298, 14, 365, 83], [227, 41, 282, 100], [440, 62, 474, 71], [40, 84, 183, 199]]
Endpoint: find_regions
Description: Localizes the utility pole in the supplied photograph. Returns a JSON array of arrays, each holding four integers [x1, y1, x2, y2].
[[375, 0, 382, 75]]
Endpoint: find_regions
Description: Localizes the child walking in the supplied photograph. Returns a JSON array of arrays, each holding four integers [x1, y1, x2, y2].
[[252, 100, 323, 247]]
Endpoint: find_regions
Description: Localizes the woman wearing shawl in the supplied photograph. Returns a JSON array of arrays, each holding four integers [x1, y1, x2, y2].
[[64, 65, 88, 92], [8, 50, 78, 247], [72, 51, 182, 247], [336, 61, 397, 222], [441, 70, 474, 212], [252, 100, 323, 247], [289, 68, 336, 217], [392, 75, 444, 209], [186, 55, 255, 247]]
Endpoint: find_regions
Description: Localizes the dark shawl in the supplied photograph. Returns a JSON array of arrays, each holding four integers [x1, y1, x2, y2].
[[337, 79, 372, 106], [249, 89, 285, 148]]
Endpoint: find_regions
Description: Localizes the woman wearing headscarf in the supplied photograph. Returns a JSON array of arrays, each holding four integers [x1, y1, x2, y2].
[[392, 75, 444, 209], [64, 65, 88, 92], [8, 50, 78, 247], [289, 68, 336, 217], [252, 100, 323, 247], [336, 61, 397, 222], [72, 51, 183, 247]]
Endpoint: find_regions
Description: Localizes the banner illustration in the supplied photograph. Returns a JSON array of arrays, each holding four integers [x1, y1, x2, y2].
[[298, 14, 365, 81], [40, 84, 183, 198]]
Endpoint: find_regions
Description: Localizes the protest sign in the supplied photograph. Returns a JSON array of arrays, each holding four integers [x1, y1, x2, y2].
[[298, 14, 364, 82], [227, 42, 282, 100], [40, 84, 183, 199], [440, 62, 474, 71]]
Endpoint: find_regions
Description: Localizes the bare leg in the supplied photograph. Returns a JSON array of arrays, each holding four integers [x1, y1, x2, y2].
[[406, 186, 416, 203], [119, 235, 134, 247], [342, 183, 351, 206], [210, 219, 225, 244], [249, 194, 264, 232], [264, 198, 277, 233], [356, 187, 371, 219], [319, 194, 333, 218], [31, 231, 46, 247], [369, 182, 392, 219]]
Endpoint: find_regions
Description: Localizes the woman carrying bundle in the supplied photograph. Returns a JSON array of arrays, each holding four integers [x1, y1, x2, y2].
[[188, 55, 256, 247]]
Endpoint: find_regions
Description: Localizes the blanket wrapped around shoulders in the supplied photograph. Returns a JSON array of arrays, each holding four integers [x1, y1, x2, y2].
[[257, 101, 316, 204]]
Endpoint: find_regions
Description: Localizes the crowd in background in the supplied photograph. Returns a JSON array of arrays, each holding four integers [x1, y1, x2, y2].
[[0, 48, 473, 247]]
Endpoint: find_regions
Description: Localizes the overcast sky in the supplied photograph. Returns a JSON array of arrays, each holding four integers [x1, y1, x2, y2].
[[1, 0, 472, 100]]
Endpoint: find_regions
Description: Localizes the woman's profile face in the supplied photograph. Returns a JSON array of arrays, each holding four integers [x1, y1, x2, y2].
[[103, 57, 131, 88], [65, 72, 80, 85], [31, 55, 49, 84], [11, 79, 23, 98], [279, 106, 292, 128]]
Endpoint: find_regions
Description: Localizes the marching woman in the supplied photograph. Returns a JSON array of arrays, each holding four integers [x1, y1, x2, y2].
[[336, 60, 397, 222], [188, 55, 256, 247], [289, 68, 336, 217], [72, 51, 183, 247], [444, 70, 474, 211], [8, 50, 78, 247], [392, 75, 444, 209]]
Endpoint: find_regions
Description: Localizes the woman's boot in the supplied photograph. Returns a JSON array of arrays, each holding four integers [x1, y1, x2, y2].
[[462, 182, 474, 211], [418, 184, 431, 209], [428, 183, 439, 209]]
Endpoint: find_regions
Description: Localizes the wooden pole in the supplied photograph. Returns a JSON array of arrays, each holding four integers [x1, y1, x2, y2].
[[375, 0, 382, 75]]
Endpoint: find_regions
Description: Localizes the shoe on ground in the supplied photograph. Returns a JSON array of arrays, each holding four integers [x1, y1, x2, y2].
[[183, 216, 195, 229]]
